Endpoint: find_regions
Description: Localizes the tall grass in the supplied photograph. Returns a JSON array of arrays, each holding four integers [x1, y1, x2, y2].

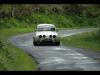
[[0, 12, 99, 70], [0, 13, 98, 29], [33, 13, 98, 27], [0, 28, 37, 71], [61, 30, 100, 52]]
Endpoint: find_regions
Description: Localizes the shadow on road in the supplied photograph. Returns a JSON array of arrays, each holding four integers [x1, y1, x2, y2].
[[34, 44, 60, 46]]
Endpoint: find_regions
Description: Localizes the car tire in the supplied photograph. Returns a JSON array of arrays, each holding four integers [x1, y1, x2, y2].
[[56, 41, 60, 46], [33, 41, 37, 46]]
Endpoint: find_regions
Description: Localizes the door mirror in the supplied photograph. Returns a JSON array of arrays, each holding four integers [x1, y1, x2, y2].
[[34, 29, 36, 32]]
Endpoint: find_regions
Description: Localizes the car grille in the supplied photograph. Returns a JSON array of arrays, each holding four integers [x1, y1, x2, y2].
[[43, 38, 52, 42], [45, 38, 51, 41]]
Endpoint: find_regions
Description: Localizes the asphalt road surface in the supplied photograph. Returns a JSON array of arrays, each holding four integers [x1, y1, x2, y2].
[[8, 28, 100, 71]]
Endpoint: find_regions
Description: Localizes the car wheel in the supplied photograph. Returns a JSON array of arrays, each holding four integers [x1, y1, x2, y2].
[[33, 41, 37, 46], [56, 41, 60, 46]]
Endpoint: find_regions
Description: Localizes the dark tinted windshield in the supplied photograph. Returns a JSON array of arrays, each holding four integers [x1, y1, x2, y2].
[[37, 27, 55, 31]]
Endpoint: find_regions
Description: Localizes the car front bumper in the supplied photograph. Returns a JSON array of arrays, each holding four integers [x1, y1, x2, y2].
[[34, 37, 60, 44]]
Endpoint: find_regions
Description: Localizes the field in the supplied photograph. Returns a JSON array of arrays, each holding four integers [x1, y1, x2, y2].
[[0, 28, 37, 70], [61, 30, 100, 52], [0, 4, 100, 70]]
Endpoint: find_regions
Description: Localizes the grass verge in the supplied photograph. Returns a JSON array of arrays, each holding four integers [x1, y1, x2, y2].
[[0, 28, 37, 71], [61, 30, 100, 52]]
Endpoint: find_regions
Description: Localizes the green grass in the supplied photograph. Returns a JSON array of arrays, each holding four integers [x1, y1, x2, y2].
[[61, 30, 100, 52], [30, 13, 97, 28], [0, 28, 37, 71], [0, 12, 99, 70], [0, 13, 98, 29]]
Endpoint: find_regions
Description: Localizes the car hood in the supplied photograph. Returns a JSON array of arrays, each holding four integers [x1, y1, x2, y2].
[[35, 31, 58, 36]]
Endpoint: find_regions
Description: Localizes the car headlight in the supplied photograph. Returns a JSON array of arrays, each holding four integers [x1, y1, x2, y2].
[[53, 35, 56, 38], [39, 35, 42, 38], [43, 35, 46, 38], [49, 35, 52, 38]]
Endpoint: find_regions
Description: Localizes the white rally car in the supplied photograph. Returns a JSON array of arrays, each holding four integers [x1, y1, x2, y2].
[[33, 24, 60, 46]]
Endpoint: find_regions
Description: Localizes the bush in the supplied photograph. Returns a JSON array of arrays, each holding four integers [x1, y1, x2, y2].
[[0, 41, 4, 48]]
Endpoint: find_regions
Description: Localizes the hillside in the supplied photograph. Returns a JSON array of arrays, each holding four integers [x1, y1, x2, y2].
[[0, 4, 100, 28], [0, 4, 100, 70]]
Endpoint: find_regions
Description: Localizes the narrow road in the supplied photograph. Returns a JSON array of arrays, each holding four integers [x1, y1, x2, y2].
[[8, 28, 100, 71]]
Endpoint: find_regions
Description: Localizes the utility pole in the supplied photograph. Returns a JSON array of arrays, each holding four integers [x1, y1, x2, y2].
[[11, 4, 15, 18]]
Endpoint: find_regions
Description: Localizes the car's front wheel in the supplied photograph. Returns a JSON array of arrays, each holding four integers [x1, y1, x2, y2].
[[33, 37, 39, 46], [33, 41, 37, 46], [55, 41, 60, 46], [34, 41, 41, 46]]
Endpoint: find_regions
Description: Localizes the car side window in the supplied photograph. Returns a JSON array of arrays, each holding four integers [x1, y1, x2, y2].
[[51, 28, 55, 31]]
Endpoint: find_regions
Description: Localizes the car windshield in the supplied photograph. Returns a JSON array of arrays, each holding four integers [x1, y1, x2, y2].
[[37, 26, 55, 31]]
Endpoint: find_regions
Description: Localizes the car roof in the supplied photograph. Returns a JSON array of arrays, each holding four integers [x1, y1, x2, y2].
[[37, 24, 55, 28]]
